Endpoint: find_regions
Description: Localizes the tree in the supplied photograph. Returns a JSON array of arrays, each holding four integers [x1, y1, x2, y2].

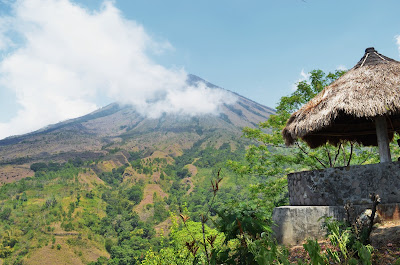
[[127, 185, 144, 205], [229, 69, 381, 180], [220, 69, 385, 263], [30, 162, 48, 172]]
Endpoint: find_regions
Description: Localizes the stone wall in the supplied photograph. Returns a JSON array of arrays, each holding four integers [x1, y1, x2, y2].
[[272, 206, 346, 245], [288, 161, 400, 206], [272, 203, 400, 245]]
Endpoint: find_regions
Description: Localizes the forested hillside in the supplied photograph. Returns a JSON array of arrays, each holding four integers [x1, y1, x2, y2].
[[0, 75, 278, 264], [0, 134, 276, 264], [1, 71, 394, 265]]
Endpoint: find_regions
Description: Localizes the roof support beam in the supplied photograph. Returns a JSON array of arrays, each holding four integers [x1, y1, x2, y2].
[[375, 116, 392, 163]]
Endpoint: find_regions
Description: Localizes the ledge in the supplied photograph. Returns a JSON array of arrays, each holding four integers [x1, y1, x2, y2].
[[272, 203, 400, 245], [288, 161, 400, 206]]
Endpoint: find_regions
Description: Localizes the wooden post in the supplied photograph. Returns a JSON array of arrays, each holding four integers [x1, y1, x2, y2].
[[375, 116, 391, 163]]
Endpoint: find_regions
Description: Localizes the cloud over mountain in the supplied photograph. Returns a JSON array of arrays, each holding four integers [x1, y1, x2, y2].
[[0, 0, 235, 140]]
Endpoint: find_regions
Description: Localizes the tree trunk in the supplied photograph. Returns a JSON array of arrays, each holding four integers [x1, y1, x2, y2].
[[375, 116, 391, 163]]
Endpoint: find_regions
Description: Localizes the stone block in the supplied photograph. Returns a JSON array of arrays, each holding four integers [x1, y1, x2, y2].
[[272, 204, 400, 245], [288, 161, 400, 206], [272, 206, 346, 245]]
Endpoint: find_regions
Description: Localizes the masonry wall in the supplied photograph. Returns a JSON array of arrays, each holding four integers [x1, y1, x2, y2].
[[288, 161, 400, 206]]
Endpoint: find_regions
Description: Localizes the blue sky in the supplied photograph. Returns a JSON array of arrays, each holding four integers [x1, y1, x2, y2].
[[1, 0, 400, 139], [106, 0, 400, 102]]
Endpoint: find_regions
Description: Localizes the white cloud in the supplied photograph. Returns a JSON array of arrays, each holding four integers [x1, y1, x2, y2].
[[147, 81, 236, 118], [336, 65, 347, 71], [396, 35, 400, 54], [291, 69, 310, 91], [0, 0, 236, 140]]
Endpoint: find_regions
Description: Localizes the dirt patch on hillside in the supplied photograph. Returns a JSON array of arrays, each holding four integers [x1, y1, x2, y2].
[[165, 144, 184, 157], [0, 164, 33, 185], [123, 167, 147, 183], [113, 151, 129, 165], [181, 177, 194, 195], [96, 160, 118, 172], [26, 240, 84, 265], [78, 169, 104, 189], [149, 150, 174, 164], [154, 218, 173, 236], [25, 235, 108, 265], [186, 164, 198, 176], [152, 171, 161, 182], [134, 184, 168, 220]]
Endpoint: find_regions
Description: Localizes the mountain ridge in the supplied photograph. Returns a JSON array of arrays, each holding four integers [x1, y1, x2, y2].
[[0, 74, 274, 143], [0, 74, 275, 181], [0, 74, 276, 264]]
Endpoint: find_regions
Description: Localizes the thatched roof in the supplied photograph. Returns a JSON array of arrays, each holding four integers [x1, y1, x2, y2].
[[282, 47, 400, 148]]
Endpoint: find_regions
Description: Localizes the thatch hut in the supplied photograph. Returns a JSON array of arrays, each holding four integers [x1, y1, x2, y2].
[[282, 47, 400, 162]]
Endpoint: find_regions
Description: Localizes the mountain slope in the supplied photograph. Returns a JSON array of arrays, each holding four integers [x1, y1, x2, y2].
[[0, 75, 276, 264], [0, 75, 274, 181]]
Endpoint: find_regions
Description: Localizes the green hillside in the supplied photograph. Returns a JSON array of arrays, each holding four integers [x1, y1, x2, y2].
[[0, 137, 269, 264], [0, 75, 284, 264]]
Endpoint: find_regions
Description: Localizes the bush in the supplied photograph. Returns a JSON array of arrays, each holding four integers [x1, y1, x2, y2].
[[105, 238, 113, 253], [0, 207, 12, 220], [176, 168, 189, 179], [61, 222, 74, 231], [127, 186, 143, 205], [30, 162, 48, 172]]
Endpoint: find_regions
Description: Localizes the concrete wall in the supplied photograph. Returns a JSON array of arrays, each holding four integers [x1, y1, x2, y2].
[[288, 161, 400, 206], [272, 206, 346, 245], [272, 203, 400, 245]]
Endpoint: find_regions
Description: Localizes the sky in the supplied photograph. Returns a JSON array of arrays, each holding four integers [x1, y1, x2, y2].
[[1, 0, 400, 140]]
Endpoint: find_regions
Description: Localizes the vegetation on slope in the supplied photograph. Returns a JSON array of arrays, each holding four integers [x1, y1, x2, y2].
[[0, 134, 259, 264], [1, 70, 400, 264]]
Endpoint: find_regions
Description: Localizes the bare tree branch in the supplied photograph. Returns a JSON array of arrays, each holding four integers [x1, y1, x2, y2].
[[324, 144, 332, 167], [342, 144, 346, 165], [332, 142, 342, 167], [346, 143, 353, 166], [295, 142, 327, 168]]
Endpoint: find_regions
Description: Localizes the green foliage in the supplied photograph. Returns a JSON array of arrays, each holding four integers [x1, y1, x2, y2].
[[127, 185, 144, 205], [108, 147, 122, 154], [1, 72, 391, 264], [99, 164, 128, 185], [30, 161, 63, 172], [142, 247, 192, 265], [176, 168, 189, 179], [213, 69, 379, 265], [229, 69, 380, 180], [168, 138, 244, 178], [142, 215, 223, 265], [153, 201, 168, 223], [0, 207, 12, 221], [210, 176, 287, 264], [69, 157, 84, 167], [246, 232, 291, 265], [0, 230, 19, 258], [88, 256, 109, 265], [30, 162, 48, 172], [354, 241, 373, 265], [323, 217, 373, 265], [303, 239, 329, 265], [128, 151, 144, 161], [0, 162, 160, 264], [297, 218, 374, 265]]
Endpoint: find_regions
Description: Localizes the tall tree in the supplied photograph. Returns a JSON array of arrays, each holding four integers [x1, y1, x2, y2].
[[229, 69, 382, 179]]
